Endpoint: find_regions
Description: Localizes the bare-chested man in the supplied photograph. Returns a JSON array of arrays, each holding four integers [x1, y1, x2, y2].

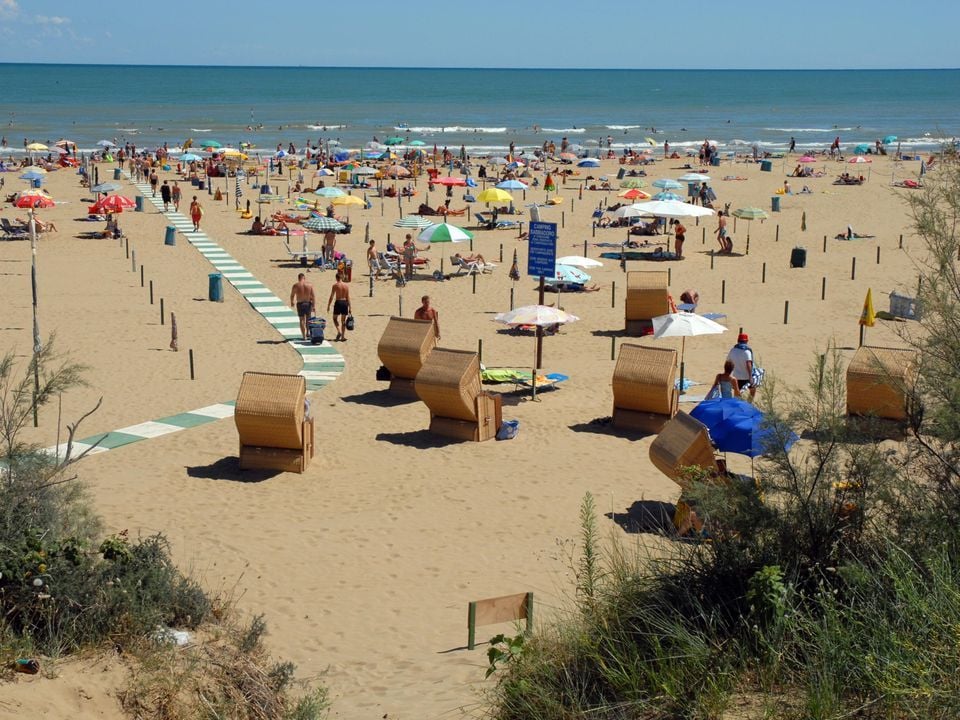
[[323, 229, 336, 265], [327, 272, 351, 341], [413, 294, 440, 340], [289, 272, 316, 341]]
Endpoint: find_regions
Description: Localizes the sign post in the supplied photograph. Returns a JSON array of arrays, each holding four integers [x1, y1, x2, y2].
[[527, 221, 557, 373]]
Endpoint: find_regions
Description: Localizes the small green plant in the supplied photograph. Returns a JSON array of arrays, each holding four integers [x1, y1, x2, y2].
[[99, 529, 132, 563], [747, 565, 788, 625], [486, 631, 526, 678]]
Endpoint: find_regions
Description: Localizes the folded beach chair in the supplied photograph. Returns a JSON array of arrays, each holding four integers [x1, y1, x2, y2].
[[234, 372, 314, 473], [625, 270, 671, 335], [846, 345, 918, 422], [377, 316, 437, 397], [648, 411, 725, 535], [376, 252, 406, 283], [611, 344, 679, 434], [415, 348, 502, 442], [474, 212, 493, 228]]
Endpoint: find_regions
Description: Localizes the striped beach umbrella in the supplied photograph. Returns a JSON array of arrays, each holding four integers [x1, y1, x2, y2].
[[619, 178, 645, 189], [303, 216, 346, 232], [419, 223, 473, 243], [652, 191, 683, 201], [652, 178, 684, 190], [395, 215, 435, 229]]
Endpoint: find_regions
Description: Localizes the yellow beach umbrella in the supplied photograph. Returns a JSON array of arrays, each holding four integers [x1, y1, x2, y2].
[[476, 187, 513, 204], [220, 148, 248, 160], [26, 142, 48, 151], [331, 195, 366, 207]]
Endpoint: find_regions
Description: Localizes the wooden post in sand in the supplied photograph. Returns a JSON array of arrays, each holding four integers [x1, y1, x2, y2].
[[821, 277, 827, 300], [783, 300, 790, 324], [823, 235, 828, 252], [368, 274, 374, 298], [702, 227, 706, 245], [131, 249, 136, 273], [710, 251, 715, 270], [140, 265, 144, 287], [611, 280, 616, 308], [762, 262, 766, 283], [583, 239, 588, 257], [160, 298, 165, 326], [149, 280, 154, 304], [592, 222, 596, 238], [561, 211, 565, 228], [851, 257, 857, 280], [721, 279, 726, 304], [189, 348, 195, 380], [876, 246, 881, 264], [899, 234, 903, 249], [398, 294, 403, 317], [611, 336, 616, 361]]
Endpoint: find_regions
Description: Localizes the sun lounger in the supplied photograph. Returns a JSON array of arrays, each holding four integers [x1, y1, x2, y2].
[[611, 344, 679, 434], [283, 239, 324, 267], [415, 349, 502, 442], [377, 316, 437, 397], [234, 372, 314, 473], [846, 345, 917, 422], [480, 368, 568, 392], [452, 256, 496, 275]]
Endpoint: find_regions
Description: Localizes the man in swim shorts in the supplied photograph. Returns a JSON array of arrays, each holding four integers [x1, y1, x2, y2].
[[327, 272, 352, 341], [290, 272, 316, 341]]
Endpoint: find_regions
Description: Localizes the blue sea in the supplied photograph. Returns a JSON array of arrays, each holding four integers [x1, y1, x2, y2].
[[0, 65, 957, 156]]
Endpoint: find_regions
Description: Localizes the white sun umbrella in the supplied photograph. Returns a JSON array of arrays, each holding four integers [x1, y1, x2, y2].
[[677, 172, 710, 182], [419, 222, 472, 267], [556, 255, 603, 268], [613, 204, 654, 219], [494, 305, 580, 392], [635, 200, 715, 218], [395, 215, 435, 229], [651, 311, 727, 393]]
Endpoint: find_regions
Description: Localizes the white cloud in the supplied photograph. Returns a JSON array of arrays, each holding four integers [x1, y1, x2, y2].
[[0, 0, 19, 18], [34, 15, 70, 25]]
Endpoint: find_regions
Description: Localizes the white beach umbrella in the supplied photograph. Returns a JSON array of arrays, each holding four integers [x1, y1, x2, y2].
[[651, 311, 727, 392], [635, 200, 715, 218], [556, 255, 603, 268]]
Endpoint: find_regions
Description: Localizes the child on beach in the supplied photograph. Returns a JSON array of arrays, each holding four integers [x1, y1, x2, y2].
[[189, 196, 203, 231]]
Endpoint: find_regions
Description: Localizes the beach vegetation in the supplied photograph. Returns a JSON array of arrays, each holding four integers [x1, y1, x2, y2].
[[0, 343, 328, 718], [485, 161, 960, 719]]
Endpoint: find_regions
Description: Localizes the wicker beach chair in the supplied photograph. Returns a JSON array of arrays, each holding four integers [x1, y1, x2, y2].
[[625, 270, 671, 335], [235, 372, 314, 473], [611, 344, 679, 433], [846, 345, 917, 421], [415, 349, 502, 442], [649, 411, 724, 534], [377, 317, 438, 397]]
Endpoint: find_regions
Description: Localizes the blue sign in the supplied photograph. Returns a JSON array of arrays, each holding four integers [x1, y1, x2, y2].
[[527, 221, 557, 277]]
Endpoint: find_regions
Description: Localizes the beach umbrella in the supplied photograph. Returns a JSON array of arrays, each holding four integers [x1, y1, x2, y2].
[[50, 146, 68, 155], [637, 200, 714, 218], [26, 142, 49, 151], [90, 182, 121, 194], [494, 305, 580, 383], [651, 311, 727, 393], [331, 194, 366, 207], [95, 140, 115, 148], [476, 187, 513, 204], [652, 191, 683, 202], [54, 139, 76, 148], [366, 141, 387, 151], [179, 152, 203, 162], [853, 144, 870, 155], [652, 178, 683, 190], [731, 207, 769, 221], [488, 157, 508, 166], [353, 166, 379, 176], [200, 140, 222, 149], [385, 165, 410, 178], [546, 264, 591, 284], [618, 188, 651, 200], [395, 215, 435, 229], [883, 135, 898, 145], [303, 216, 346, 232], [619, 178, 646, 189], [419, 223, 473, 243], [690, 398, 798, 458], [20, 170, 46, 182], [317, 167, 335, 176], [612, 204, 654, 220], [848, 156, 872, 164], [433, 176, 467, 186], [409, 140, 426, 147], [544, 173, 556, 192], [509, 248, 520, 282], [384, 136, 404, 146], [88, 194, 135, 214], [314, 186, 346, 198], [677, 173, 711, 182], [556, 255, 603, 268], [577, 158, 600, 167], [220, 148, 248, 160], [798, 155, 817, 163], [15, 191, 55, 209], [496, 179, 528, 190]]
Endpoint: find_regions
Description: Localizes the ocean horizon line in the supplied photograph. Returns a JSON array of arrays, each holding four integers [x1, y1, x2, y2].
[[0, 62, 957, 72]]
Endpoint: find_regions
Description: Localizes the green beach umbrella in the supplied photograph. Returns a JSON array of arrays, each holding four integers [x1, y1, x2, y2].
[[384, 136, 404, 146], [619, 178, 646, 189], [201, 140, 222, 149], [314, 186, 346, 198], [395, 215, 435, 229], [419, 223, 473, 243], [409, 140, 426, 147], [732, 206, 768, 244]]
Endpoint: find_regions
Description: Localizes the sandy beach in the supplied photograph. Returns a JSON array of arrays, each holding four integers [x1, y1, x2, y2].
[[0, 149, 924, 718]]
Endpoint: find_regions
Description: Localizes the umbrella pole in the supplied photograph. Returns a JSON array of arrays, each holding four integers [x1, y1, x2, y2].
[[535, 276, 545, 369], [679, 336, 686, 396]]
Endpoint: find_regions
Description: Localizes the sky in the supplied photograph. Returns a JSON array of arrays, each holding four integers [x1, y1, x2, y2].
[[1, 0, 958, 70]]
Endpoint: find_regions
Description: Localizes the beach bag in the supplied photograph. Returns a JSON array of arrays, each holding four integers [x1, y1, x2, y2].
[[345, 314, 355, 331], [751, 366, 765, 389], [376, 365, 391, 381], [496, 420, 520, 441]]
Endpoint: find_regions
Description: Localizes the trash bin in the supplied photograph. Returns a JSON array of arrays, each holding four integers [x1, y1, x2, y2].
[[31, 178, 42, 188], [164, 226, 176, 246], [135, 195, 144, 212], [760, 160, 773, 172], [711, 156, 721, 167], [771, 195, 781, 212], [790, 247, 807, 268], [191, 177, 199, 187], [113, 167, 121, 180], [197, 180, 205, 190], [208, 272, 223, 302]]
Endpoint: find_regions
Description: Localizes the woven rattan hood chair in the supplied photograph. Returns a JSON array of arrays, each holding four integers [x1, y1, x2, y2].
[[377, 316, 438, 397], [235, 372, 315, 473], [415, 348, 502, 442], [846, 345, 917, 421], [611, 343, 679, 434], [625, 270, 671, 335]]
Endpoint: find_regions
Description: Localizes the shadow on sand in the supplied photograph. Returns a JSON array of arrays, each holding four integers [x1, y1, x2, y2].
[[606, 500, 678, 536], [186, 456, 280, 483]]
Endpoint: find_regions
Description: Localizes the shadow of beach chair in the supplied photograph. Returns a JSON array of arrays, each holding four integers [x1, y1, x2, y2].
[[846, 345, 917, 422], [377, 317, 438, 397], [234, 372, 314, 473], [625, 270, 671, 335], [415, 348, 502, 442], [648, 411, 724, 534], [611, 344, 678, 434]]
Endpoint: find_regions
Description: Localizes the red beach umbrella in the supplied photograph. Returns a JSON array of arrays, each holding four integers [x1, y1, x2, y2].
[[89, 194, 136, 214], [15, 191, 54, 209], [433, 176, 467, 186]]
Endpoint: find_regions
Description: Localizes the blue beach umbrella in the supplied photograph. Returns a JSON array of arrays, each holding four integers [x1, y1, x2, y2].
[[652, 191, 683, 201], [20, 170, 46, 181], [882, 135, 898, 145], [652, 178, 683, 190], [179, 152, 203, 162], [496, 179, 529, 190], [546, 264, 591, 284], [854, 144, 870, 155], [314, 186, 345, 198], [577, 158, 600, 167], [690, 398, 798, 458]]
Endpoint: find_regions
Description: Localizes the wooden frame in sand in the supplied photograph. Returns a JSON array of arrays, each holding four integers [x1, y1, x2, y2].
[[235, 372, 314, 473], [377, 316, 438, 397], [846, 345, 917, 422]]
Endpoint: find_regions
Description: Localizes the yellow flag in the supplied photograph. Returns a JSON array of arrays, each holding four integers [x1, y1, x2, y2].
[[859, 288, 876, 327]]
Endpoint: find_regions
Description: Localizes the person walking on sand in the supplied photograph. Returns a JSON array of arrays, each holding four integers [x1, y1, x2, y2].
[[672, 219, 686, 259], [323, 229, 336, 265], [714, 211, 731, 253], [160, 180, 171, 211], [171, 181, 181, 212], [290, 273, 316, 341], [327, 272, 351, 341], [413, 294, 440, 340], [149, 169, 159, 197], [189, 196, 203, 231], [727, 333, 756, 400], [366, 239, 377, 276]]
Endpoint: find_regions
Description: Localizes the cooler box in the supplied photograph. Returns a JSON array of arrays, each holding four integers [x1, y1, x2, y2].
[[308, 317, 326, 345], [790, 247, 807, 268], [760, 160, 773, 172], [164, 226, 176, 246], [208, 272, 223, 302], [771, 195, 781, 212]]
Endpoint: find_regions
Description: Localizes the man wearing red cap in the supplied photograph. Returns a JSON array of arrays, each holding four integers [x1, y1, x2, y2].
[[727, 332, 756, 400]]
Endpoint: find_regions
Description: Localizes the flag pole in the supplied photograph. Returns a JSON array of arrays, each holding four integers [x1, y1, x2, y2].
[[29, 209, 40, 427]]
